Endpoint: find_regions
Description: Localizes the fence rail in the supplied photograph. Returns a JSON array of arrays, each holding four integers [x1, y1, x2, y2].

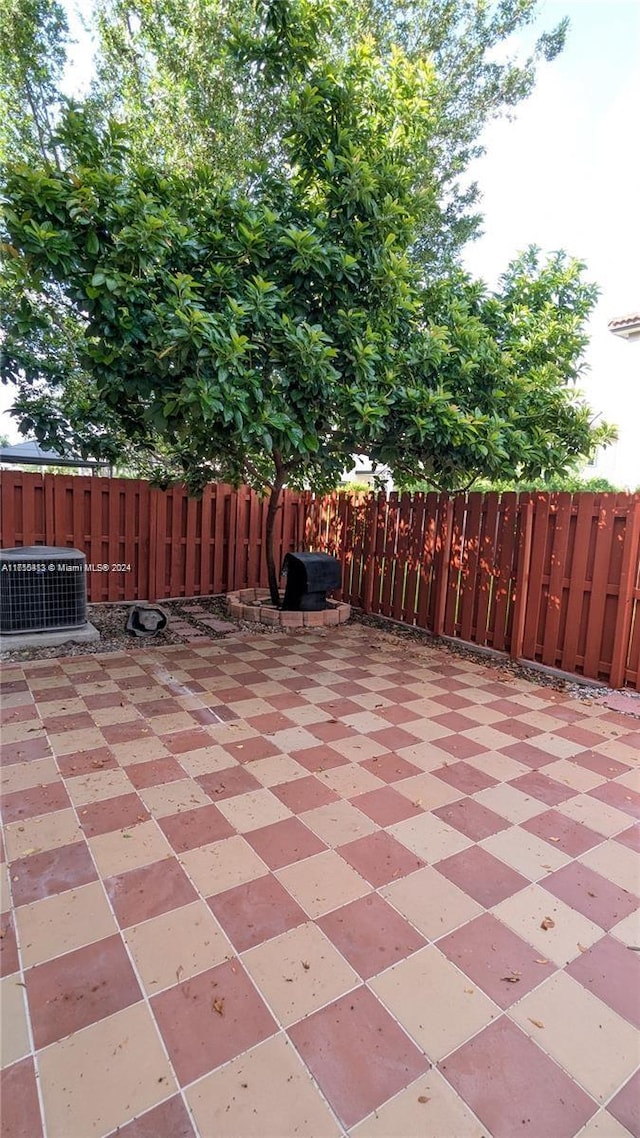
[[1, 473, 639, 688]]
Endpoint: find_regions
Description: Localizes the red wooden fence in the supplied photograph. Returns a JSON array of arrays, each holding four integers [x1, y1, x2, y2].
[[0, 471, 305, 604], [2, 473, 639, 688], [305, 490, 640, 690]]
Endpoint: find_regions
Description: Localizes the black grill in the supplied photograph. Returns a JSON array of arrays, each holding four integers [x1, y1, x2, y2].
[[281, 552, 341, 611], [0, 546, 87, 634]]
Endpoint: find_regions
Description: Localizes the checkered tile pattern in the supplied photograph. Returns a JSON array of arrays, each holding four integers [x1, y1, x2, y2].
[[1, 626, 639, 1138]]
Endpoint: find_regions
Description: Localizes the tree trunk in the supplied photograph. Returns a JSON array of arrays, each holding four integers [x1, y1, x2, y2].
[[265, 473, 285, 607]]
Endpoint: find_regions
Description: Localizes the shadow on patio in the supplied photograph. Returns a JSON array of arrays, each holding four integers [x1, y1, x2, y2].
[[1, 624, 639, 1138]]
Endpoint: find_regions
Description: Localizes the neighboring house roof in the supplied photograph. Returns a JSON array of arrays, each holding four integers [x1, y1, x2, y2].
[[608, 313, 640, 341], [0, 440, 104, 468]]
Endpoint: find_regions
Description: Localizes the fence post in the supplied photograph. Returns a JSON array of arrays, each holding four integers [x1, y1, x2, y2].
[[433, 497, 454, 637], [510, 499, 534, 660], [609, 501, 640, 689], [148, 488, 159, 602], [361, 493, 378, 614]]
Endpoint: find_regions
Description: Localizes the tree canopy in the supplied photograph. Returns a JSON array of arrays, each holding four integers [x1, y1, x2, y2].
[[0, 0, 615, 601]]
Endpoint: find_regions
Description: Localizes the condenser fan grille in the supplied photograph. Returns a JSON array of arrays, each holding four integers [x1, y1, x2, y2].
[[0, 547, 88, 634]]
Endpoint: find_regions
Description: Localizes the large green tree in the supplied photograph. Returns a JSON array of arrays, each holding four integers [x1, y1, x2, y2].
[[2, 18, 613, 602]]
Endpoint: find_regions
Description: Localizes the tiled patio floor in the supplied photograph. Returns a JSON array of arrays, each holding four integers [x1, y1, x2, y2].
[[1, 624, 639, 1138]]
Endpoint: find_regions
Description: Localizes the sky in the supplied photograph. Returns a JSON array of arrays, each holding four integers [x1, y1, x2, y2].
[[2, 0, 639, 486]]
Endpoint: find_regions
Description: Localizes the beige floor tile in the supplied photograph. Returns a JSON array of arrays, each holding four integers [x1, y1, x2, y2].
[[0, 975, 30, 1068], [556, 795, 633, 837], [317, 765, 385, 799], [493, 883, 603, 965], [350, 1068, 487, 1137], [205, 723, 260, 746], [180, 835, 268, 896], [138, 778, 212, 818], [300, 800, 377, 846], [342, 712, 391, 733], [88, 705, 139, 727], [186, 1032, 342, 1138], [242, 921, 359, 1025], [280, 703, 334, 726], [216, 788, 292, 833], [371, 945, 498, 1060], [179, 747, 239, 777], [394, 773, 464, 810], [110, 736, 171, 764], [15, 880, 117, 967], [517, 712, 572, 733], [0, 721, 44, 745], [461, 726, 522, 753], [3, 808, 83, 861], [0, 864, 10, 914], [267, 727, 323, 754], [464, 751, 530, 783], [391, 743, 449, 772], [66, 768, 133, 806], [473, 783, 544, 824], [224, 698, 276, 719], [38, 1001, 176, 1138], [89, 820, 172, 877], [124, 899, 232, 992], [388, 814, 471, 863], [276, 849, 370, 918], [327, 736, 390, 762], [509, 971, 639, 1101], [592, 739, 639, 764], [480, 826, 571, 881], [575, 1110, 636, 1137], [580, 841, 640, 895], [541, 758, 604, 792], [617, 769, 640, 793], [381, 866, 483, 940], [244, 754, 307, 787], [47, 728, 109, 756], [0, 757, 59, 795], [393, 718, 451, 743], [147, 712, 199, 735], [610, 908, 640, 947]]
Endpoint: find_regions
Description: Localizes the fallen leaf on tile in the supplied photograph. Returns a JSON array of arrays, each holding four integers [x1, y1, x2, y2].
[[535, 959, 549, 965], [464, 987, 474, 994], [212, 998, 225, 1016], [301, 961, 310, 970], [528, 1019, 544, 1029], [540, 917, 555, 930], [547, 837, 560, 842], [587, 891, 596, 897], [417, 1096, 430, 1104], [577, 943, 588, 952], [501, 976, 520, 983]]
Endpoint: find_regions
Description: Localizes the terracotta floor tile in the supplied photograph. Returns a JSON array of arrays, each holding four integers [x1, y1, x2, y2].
[[26, 932, 141, 1048], [0, 913, 19, 977], [436, 846, 529, 909], [521, 808, 603, 856], [500, 741, 555, 769], [440, 1016, 595, 1138], [16, 880, 117, 967], [271, 774, 340, 813], [78, 792, 149, 837], [433, 797, 511, 843], [124, 899, 231, 994], [242, 920, 358, 1025], [509, 970, 639, 1102], [0, 1057, 43, 1138], [573, 750, 632, 780], [308, 719, 358, 743], [161, 727, 219, 755], [509, 771, 576, 807], [288, 985, 428, 1129], [38, 1002, 176, 1138], [0, 735, 50, 765], [180, 835, 267, 896], [106, 856, 198, 928], [431, 735, 490, 761], [608, 1070, 640, 1137], [300, 799, 378, 846], [57, 747, 117, 777], [208, 874, 307, 952], [480, 825, 571, 881], [318, 892, 425, 980], [106, 1094, 196, 1138], [580, 839, 640, 895], [615, 825, 640, 852], [151, 959, 277, 1086], [351, 1068, 486, 1138], [158, 803, 234, 852], [185, 1033, 342, 1138], [493, 883, 603, 966], [566, 934, 640, 1028], [3, 807, 82, 861], [89, 819, 173, 878], [337, 831, 424, 887], [389, 812, 472, 862], [351, 785, 423, 826], [358, 753, 423, 784], [125, 756, 186, 789], [9, 840, 97, 907], [293, 743, 352, 772], [244, 816, 326, 870], [0, 974, 30, 1067], [543, 861, 639, 931], [431, 760, 498, 796], [439, 912, 551, 1007], [276, 849, 371, 918], [1, 780, 71, 826], [196, 765, 262, 801]]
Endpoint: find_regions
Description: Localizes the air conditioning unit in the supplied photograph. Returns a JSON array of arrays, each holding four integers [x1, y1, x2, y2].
[[0, 546, 88, 635]]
